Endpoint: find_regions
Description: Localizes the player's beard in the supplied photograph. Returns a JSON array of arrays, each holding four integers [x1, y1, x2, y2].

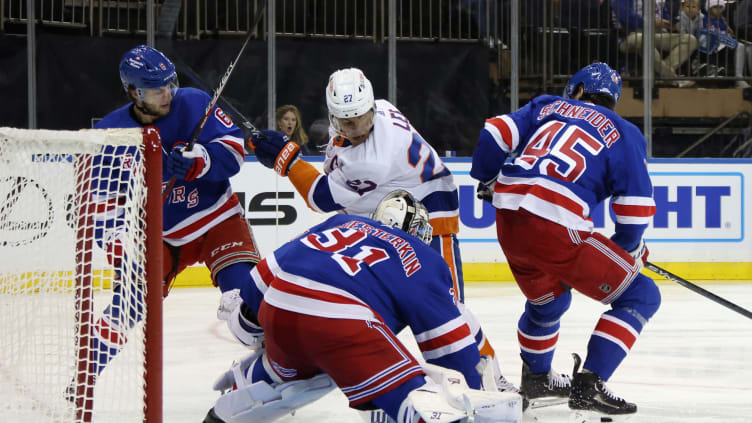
[[136, 100, 170, 118]]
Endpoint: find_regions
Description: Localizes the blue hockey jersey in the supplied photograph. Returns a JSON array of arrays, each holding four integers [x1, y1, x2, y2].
[[94, 87, 245, 246], [244, 213, 481, 388], [470, 95, 656, 252]]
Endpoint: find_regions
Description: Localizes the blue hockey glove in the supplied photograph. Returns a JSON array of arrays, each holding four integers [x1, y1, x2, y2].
[[166, 142, 211, 181], [249, 130, 300, 177]]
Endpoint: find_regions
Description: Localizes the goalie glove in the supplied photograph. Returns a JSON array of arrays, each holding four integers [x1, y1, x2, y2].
[[217, 289, 243, 321], [166, 142, 211, 181], [628, 239, 649, 271], [248, 129, 300, 177], [227, 302, 264, 349]]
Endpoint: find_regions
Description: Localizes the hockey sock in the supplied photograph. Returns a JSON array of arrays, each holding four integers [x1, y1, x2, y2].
[[583, 308, 643, 380], [90, 285, 144, 375], [518, 292, 571, 373], [584, 274, 660, 380], [371, 375, 427, 421], [248, 354, 275, 385], [215, 262, 255, 293]]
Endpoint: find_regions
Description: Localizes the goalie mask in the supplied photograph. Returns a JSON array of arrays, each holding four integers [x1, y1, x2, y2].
[[119, 45, 179, 103], [326, 68, 375, 142], [372, 190, 433, 245]]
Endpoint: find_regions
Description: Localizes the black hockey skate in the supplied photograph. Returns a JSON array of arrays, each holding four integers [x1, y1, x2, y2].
[[519, 354, 572, 410], [203, 408, 226, 423], [568, 353, 637, 415]]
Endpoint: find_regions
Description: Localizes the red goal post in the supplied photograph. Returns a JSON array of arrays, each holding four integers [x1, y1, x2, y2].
[[0, 127, 162, 423]]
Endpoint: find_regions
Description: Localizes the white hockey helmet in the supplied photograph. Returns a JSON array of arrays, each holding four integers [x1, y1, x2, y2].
[[372, 190, 433, 245], [326, 68, 375, 133]]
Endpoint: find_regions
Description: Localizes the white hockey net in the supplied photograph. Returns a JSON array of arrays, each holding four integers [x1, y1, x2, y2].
[[0, 127, 161, 423]]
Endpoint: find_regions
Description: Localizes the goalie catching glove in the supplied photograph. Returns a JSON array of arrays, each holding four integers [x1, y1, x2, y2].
[[166, 142, 211, 181], [248, 130, 300, 177]]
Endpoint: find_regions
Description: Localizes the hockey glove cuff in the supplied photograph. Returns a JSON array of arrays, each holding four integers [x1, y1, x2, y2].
[[166, 142, 211, 181], [628, 239, 649, 270], [249, 130, 300, 177]]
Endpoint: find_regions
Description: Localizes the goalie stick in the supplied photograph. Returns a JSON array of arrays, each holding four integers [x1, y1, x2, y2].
[[645, 262, 752, 320], [162, 0, 267, 203]]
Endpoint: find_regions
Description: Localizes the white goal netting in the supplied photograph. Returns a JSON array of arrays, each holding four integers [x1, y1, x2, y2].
[[0, 127, 159, 423]]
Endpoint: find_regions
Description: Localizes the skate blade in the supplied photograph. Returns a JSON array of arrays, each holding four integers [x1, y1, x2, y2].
[[528, 397, 569, 409], [570, 410, 634, 423]]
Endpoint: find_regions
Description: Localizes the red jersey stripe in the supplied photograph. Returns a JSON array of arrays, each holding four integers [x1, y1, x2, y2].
[[164, 195, 239, 239], [497, 183, 586, 218], [612, 203, 657, 218], [417, 324, 472, 352], [486, 117, 514, 150]]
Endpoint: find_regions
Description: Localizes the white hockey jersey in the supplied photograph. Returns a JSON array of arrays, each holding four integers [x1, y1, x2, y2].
[[294, 99, 459, 235]]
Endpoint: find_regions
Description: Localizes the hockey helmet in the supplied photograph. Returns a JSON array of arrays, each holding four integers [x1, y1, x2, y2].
[[372, 190, 433, 245], [119, 45, 178, 101], [326, 68, 375, 133], [564, 62, 622, 105]]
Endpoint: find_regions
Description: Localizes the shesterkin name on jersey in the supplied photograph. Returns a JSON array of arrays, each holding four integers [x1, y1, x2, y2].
[[537, 100, 621, 147], [335, 220, 422, 277]]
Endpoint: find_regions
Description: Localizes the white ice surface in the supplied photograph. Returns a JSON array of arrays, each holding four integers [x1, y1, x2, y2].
[[162, 282, 752, 423]]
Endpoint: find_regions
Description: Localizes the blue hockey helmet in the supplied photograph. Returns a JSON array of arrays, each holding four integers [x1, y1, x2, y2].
[[119, 45, 178, 100], [564, 62, 622, 105]]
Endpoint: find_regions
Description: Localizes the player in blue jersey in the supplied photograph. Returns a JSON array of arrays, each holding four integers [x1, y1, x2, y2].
[[203, 191, 522, 423], [470, 62, 661, 416], [77, 45, 261, 390]]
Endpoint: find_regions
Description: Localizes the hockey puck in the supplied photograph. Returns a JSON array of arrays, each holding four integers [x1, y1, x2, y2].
[[600, 418, 613, 422]]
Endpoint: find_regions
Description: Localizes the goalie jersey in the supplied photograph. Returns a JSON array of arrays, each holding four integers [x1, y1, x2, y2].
[[93, 87, 245, 246], [301, 99, 459, 236], [470, 94, 656, 252], [245, 213, 481, 387]]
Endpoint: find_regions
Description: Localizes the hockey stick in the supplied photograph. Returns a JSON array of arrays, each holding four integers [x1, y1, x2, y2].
[[162, 0, 267, 203], [165, 53, 259, 137], [645, 262, 752, 320]]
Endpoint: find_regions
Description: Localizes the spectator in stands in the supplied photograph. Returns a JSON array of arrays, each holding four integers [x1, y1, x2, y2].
[[613, 0, 698, 87], [275, 104, 314, 155], [704, 0, 752, 87], [684, 0, 751, 87]]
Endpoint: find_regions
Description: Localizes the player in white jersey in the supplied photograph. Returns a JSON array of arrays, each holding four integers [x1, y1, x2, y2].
[[249, 68, 515, 394]]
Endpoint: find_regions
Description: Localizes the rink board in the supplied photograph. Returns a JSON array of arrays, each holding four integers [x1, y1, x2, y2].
[[170, 158, 752, 286]]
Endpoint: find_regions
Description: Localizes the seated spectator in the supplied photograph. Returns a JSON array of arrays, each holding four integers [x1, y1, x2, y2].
[[702, 0, 752, 87], [613, 0, 698, 87], [692, 0, 752, 88], [275, 104, 314, 155]]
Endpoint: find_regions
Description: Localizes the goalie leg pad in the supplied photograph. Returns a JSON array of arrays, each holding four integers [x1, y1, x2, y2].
[[211, 373, 336, 423]]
